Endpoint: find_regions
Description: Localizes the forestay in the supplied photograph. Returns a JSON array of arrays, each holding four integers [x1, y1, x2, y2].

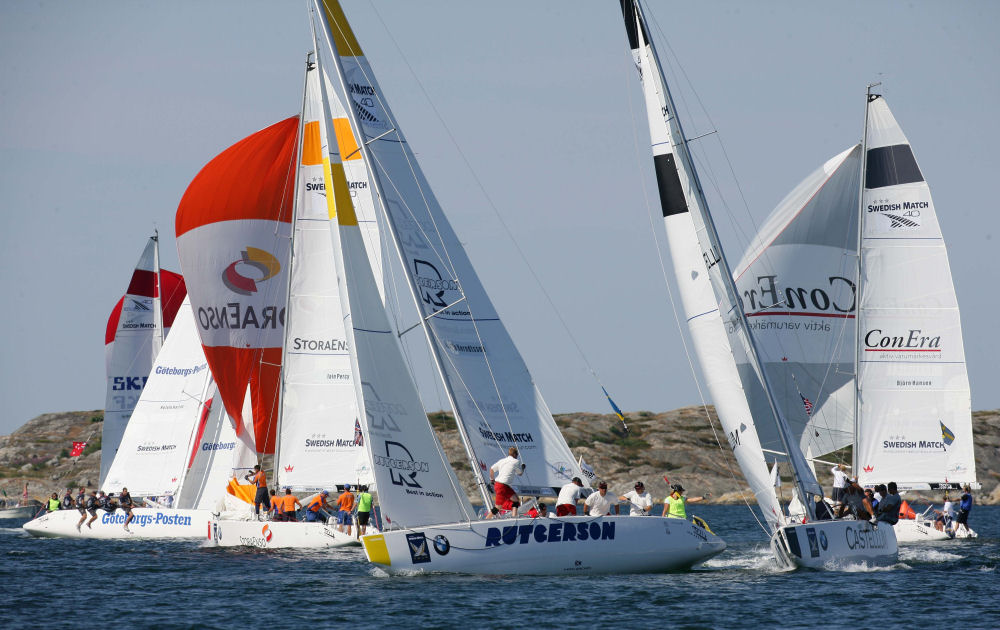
[[317, 0, 583, 498], [276, 60, 370, 491], [856, 97, 975, 489], [619, 0, 783, 528], [734, 146, 861, 459], [311, 28, 474, 527]]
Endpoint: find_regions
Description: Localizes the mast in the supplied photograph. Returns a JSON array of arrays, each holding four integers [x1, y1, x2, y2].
[[312, 1, 492, 508], [152, 229, 164, 356], [852, 83, 880, 475], [271, 53, 312, 485], [634, 0, 820, 518]]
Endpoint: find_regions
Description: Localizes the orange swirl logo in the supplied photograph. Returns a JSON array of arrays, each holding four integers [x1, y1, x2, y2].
[[262, 523, 273, 542], [222, 248, 281, 295]]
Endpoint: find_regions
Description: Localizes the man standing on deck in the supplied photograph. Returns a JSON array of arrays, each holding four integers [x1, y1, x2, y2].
[[556, 477, 586, 516], [490, 447, 525, 517], [279, 488, 301, 522], [584, 481, 618, 516], [245, 465, 269, 521], [336, 485, 355, 535], [619, 481, 653, 516], [955, 485, 974, 535], [831, 464, 848, 505], [356, 485, 374, 537]]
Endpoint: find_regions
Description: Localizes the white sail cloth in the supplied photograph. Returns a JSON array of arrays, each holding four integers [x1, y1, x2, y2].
[[856, 97, 975, 489]]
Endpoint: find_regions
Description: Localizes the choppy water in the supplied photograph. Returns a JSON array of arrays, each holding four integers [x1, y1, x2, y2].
[[2, 505, 997, 629]]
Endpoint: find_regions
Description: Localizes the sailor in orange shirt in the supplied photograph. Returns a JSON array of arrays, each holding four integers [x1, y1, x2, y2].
[[244, 464, 270, 520], [279, 488, 301, 522], [268, 488, 280, 521], [305, 490, 332, 523], [335, 484, 355, 535]]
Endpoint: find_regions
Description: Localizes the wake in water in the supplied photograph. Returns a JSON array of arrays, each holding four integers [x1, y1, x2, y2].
[[701, 544, 788, 573]]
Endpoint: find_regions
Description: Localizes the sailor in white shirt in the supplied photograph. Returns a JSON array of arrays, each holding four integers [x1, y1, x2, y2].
[[584, 481, 618, 516], [490, 446, 525, 516], [556, 477, 586, 516], [619, 481, 652, 516], [831, 464, 849, 504]]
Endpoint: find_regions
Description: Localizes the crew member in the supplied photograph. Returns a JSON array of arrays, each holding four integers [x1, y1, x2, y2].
[[305, 490, 332, 523], [75, 487, 88, 532], [584, 481, 617, 516], [46, 493, 61, 513], [662, 484, 704, 519], [526, 503, 549, 518], [875, 481, 901, 525], [490, 447, 525, 517], [61, 488, 74, 510], [84, 490, 100, 529], [268, 488, 280, 521], [336, 485, 355, 535], [119, 487, 136, 532], [955, 485, 974, 535], [556, 477, 586, 516], [619, 481, 653, 516], [245, 465, 269, 520], [279, 488, 301, 522], [356, 485, 374, 537]]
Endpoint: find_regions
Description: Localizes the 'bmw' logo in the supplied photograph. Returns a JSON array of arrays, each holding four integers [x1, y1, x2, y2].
[[819, 531, 828, 551], [433, 535, 450, 556]]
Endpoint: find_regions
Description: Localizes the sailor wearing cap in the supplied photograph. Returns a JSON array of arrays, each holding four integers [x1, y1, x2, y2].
[[619, 481, 653, 516], [305, 490, 332, 523], [584, 481, 619, 516]]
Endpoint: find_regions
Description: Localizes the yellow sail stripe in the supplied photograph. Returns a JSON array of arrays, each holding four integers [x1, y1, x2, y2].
[[332, 118, 362, 161], [322, 157, 358, 226], [320, 0, 363, 58], [301, 121, 323, 166], [362, 534, 391, 565]]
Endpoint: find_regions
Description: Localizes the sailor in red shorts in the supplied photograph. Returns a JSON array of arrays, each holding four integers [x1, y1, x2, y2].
[[489, 446, 525, 517]]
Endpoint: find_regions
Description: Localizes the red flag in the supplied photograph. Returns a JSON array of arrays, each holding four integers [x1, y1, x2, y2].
[[70, 441, 86, 457]]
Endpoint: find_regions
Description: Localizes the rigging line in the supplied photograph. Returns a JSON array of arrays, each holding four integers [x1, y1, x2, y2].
[[623, 59, 768, 535], [363, 1, 610, 399]]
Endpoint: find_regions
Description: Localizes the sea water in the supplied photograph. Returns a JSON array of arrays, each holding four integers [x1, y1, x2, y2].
[[2, 505, 997, 628]]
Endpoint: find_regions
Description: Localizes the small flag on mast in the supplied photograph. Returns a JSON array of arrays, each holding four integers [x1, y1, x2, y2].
[[69, 441, 86, 457], [602, 387, 630, 435], [940, 421, 955, 446], [353, 418, 364, 446], [799, 393, 813, 417]]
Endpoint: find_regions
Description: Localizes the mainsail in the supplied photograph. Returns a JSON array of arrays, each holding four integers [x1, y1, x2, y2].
[[175, 118, 298, 455], [316, 0, 583, 500], [275, 57, 371, 491], [734, 146, 861, 459], [619, 0, 784, 527], [856, 96, 976, 489], [102, 236, 185, 484]]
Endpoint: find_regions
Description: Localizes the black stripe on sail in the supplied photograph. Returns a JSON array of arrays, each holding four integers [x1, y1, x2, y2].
[[866, 144, 923, 189], [619, 0, 650, 50], [653, 153, 688, 216]]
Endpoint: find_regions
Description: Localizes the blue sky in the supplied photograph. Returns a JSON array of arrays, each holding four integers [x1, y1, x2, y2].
[[1, 1, 997, 434]]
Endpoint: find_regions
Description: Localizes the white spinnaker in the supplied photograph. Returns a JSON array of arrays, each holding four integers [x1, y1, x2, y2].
[[102, 237, 162, 484], [734, 146, 860, 459], [276, 62, 369, 492], [179, 383, 257, 510], [856, 97, 975, 489], [102, 298, 212, 497], [313, 37, 475, 526], [316, 0, 583, 497], [621, 0, 783, 529]]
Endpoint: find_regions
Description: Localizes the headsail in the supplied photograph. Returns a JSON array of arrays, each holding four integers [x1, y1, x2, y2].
[[101, 236, 185, 484], [175, 118, 298, 455], [856, 96, 975, 489], [734, 146, 861, 459], [316, 0, 583, 499], [310, 21, 474, 526]]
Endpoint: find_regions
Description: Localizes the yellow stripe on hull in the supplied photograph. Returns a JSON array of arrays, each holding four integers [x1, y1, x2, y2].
[[362, 534, 391, 566]]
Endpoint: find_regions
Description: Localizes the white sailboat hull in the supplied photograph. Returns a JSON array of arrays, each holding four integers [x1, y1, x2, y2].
[[0, 506, 38, 520], [770, 520, 898, 569], [361, 515, 725, 575], [205, 518, 362, 549], [22, 508, 212, 539], [891, 518, 976, 542]]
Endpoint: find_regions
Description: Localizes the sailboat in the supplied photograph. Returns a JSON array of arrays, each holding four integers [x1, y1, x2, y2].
[[618, 0, 896, 569], [309, 0, 724, 574], [734, 92, 978, 543], [203, 45, 380, 550], [100, 234, 186, 485], [23, 298, 257, 539]]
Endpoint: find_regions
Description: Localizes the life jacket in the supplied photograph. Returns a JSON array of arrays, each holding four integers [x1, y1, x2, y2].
[[120, 493, 133, 508], [76, 493, 86, 509], [85, 495, 98, 510], [47, 498, 61, 512], [666, 494, 686, 519], [61, 495, 74, 509]]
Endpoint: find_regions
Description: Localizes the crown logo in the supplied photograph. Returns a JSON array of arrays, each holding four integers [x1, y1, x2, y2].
[[284, 465, 294, 473], [863, 465, 874, 473]]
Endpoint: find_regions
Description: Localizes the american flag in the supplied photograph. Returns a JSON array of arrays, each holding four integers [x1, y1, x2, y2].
[[353, 418, 364, 446], [799, 393, 813, 416]]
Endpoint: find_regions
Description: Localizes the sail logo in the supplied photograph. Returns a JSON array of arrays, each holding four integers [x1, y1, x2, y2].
[[155, 364, 207, 377], [362, 382, 403, 432], [742, 274, 856, 316], [304, 436, 360, 448], [201, 441, 235, 452], [374, 441, 428, 488], [292, 337, 348, 352], [111, 376, 148, 391], [348, 82, 392, 132], [881, 433, 949, 452], [864, 329, 941, 353], [867, 198, 926, 230], [484, 521, 616, 548], [137, 443, 177, 452], [863, 465, 874, 473], [477, 426, 534, 444], [413, 259, 460, 309], [124, 298, 153, 312], [222, 247, 281, 296]]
